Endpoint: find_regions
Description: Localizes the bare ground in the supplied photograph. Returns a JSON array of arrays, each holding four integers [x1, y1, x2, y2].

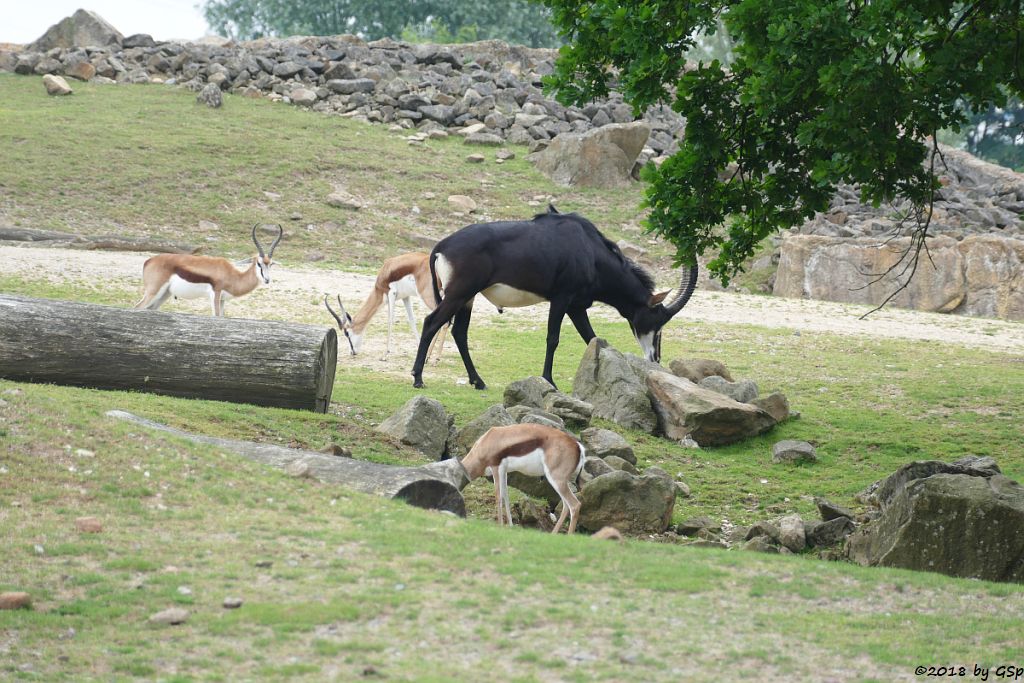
[[3, 245, 1023, 373]]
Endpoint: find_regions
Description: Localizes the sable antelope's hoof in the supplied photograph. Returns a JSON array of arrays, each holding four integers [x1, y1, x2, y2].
[[472, 380, 487, 391], [413, 379, 425, 389]]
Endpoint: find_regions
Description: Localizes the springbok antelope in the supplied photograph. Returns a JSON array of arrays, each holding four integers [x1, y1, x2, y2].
[[411, 206, 698, 390], [324, 251, 447, 361], [134, 224, 283, 316], [461, 423, 586, 534]]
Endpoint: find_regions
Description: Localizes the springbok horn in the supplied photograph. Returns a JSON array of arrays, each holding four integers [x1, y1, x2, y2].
[[324, 294, 349, 327], [663, 263, 700, 317], [267, 224, 284, 258], [251, 223, 266, 259], [324, 295, 356, 355]]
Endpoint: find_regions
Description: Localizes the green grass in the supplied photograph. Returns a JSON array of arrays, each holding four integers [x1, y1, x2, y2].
[[0, 73, 662, 271], [2, 71, 1024, 681]]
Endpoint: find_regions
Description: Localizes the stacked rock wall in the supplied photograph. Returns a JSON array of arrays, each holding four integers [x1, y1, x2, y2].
[[0, 33, 684, 164], [774, 146, 1024, 319]]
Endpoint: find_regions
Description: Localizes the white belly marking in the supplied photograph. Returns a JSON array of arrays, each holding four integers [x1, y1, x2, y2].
[[390, 274, 418, 300], [168, 275, 214, 300], [503, 448, 547, 477], [481, 284, 546, 309]]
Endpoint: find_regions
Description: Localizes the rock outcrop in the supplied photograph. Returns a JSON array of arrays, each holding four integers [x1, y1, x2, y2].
[[646, 372, 776, 446], [847, 473, 1024, 583], [774, 145, 1024, 320], [528, 122, 651, 187]]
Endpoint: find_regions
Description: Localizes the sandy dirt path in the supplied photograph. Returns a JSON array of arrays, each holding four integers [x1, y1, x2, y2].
[[3, 246, 1023, 366]]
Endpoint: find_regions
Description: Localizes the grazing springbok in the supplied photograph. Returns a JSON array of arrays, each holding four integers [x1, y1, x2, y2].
[[411, 207, 698, 389], [461, 423, 586, 534], [324, 251, 447, 360], [135, 224, 283, 316]]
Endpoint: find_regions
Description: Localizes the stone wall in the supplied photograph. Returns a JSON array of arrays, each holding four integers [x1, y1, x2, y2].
[[772, 145, 1024, 319], [774, 234, 1024, 319], [0, 33, 684, 165]]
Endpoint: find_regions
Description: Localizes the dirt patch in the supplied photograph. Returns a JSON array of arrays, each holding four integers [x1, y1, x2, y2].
[[2, 245, 1022, 372]]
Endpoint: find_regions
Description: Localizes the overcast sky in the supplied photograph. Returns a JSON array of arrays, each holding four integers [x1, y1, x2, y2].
[[2, 1, 213, 44]]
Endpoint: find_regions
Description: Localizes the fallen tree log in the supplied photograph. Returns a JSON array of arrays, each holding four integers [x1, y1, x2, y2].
[[0, 294, 336, 412], [0, 226, 198, 253], [107, 410, 470, 515]]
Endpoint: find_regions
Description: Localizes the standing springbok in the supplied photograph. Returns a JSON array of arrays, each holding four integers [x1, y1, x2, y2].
[[134, 224, 283, 316], [461, 423, 586, 534], [324, 251, 447, 361], [411, 207, 698, 389]]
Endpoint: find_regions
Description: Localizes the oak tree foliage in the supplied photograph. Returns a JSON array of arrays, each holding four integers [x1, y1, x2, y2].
[[540, 0, 1024, 288]]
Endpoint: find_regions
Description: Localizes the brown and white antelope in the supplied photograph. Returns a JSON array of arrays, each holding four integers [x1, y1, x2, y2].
[[412, 206, 699, 390], [461, 423, 586, 534], [134, 224, 283, 316], [324, 251, 447, 361]]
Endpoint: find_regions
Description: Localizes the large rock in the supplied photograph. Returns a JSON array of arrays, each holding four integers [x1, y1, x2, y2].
[[42, 75, 72, 96], [453, 404, 515, 455], [529, 122, 651, 188], [503, 376, 555, 409], [669, 358, 734, 383], [646, 372, 776, 446], [846, 474, 1024, 583], [773, 234, 1024, 320], [542, 392, 592, 429], [30, 9, 123, 50], [578, 468, 676, 535], [573, 338, 659, 433], [580, 427, 636, 465], [377, 396, 451, 459], [778, 514, 806, 552], [750, 392, 791, 423], [699, 376, 758, 403], [957, 235, 1024, 319], [863, 456, 1001, 509], [808, 517, 855, 547]]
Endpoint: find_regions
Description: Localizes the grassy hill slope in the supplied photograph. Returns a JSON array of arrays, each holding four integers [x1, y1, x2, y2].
[[2, 73, 1024, 681]]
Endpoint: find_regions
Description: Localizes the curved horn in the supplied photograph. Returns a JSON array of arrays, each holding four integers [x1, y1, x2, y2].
[[663, 263, 699, 317], [251, 223, 266, 259], [324, 295, 356, 355], [267, 224, 284, 258], [324, 294, 349, 327]]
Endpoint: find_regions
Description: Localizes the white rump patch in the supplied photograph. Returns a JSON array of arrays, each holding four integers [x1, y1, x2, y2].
[[434, 254, 453, 299], [481, 284, 546, 309]]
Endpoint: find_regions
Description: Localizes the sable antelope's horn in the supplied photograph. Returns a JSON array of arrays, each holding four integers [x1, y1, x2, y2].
[[267, 224, 284, 257], [663, 263, 699, 317], [252, 223, 266, 259]]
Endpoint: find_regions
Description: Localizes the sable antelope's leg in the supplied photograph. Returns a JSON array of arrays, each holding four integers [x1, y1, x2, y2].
[[451, 299, 485, 390], [412, 296, 464, 387], [541, 298, 571, 388], [568, 307, 597, 344]]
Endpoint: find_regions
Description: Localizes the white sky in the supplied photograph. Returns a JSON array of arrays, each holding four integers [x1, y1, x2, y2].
[[1, 1, 213, 44]]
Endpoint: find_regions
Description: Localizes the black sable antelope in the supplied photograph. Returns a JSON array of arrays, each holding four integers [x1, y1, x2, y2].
[[411, 207, 698, 390]]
